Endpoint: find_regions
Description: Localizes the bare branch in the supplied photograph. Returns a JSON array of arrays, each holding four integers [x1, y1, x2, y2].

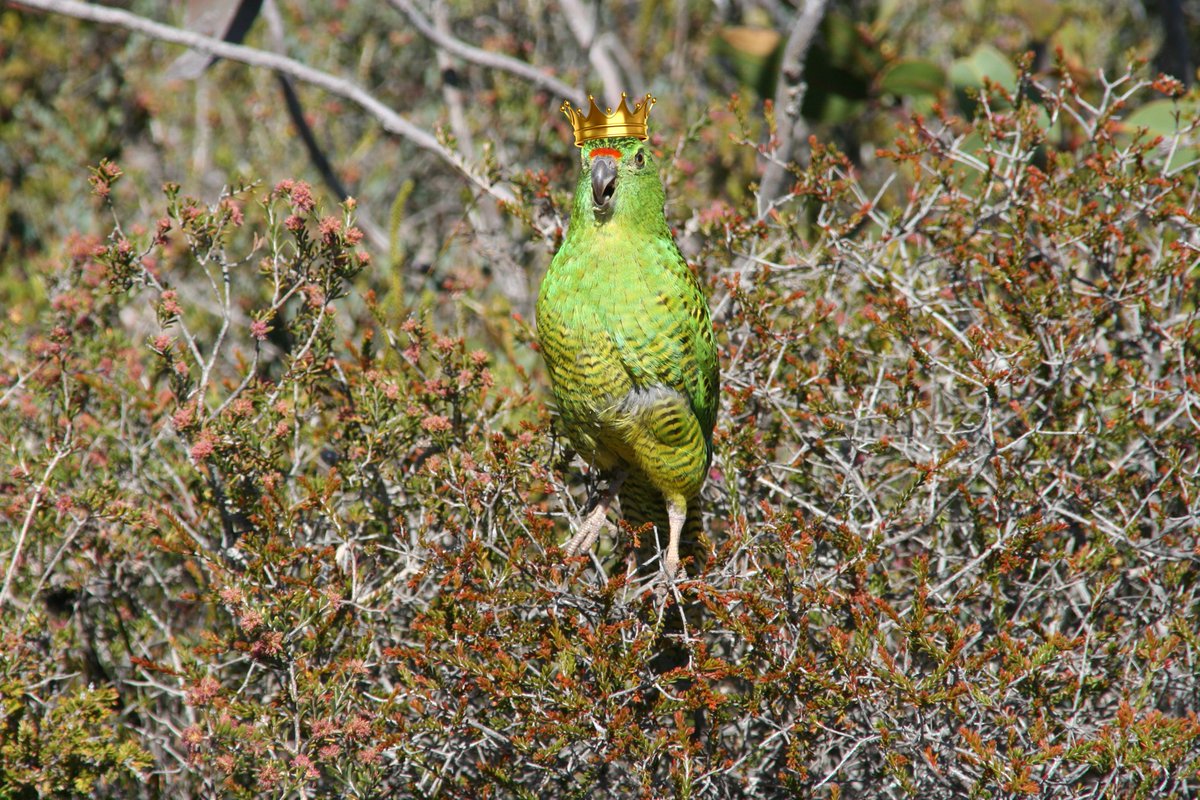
[[427, 3, 525, 304], [758, 0, 828, 212], [9, 0, 515, 204], [559, 0, 631, 103], [1, 437, 71, 607], [164, 0, 263, 80], [431, 2, 478, 162], [387, 0, 581, 104]]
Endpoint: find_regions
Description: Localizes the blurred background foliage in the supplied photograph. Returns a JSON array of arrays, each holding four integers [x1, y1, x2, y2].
[[2, 0, 1197, 323], [2, 0, 1200, 798]]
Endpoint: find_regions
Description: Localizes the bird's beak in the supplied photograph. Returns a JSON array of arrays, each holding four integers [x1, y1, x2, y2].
[[591, 155, 617, 210]]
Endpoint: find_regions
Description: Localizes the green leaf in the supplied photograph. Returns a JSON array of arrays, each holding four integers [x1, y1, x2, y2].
[[1120, 99, 1200, 172], [948, 59, 979, 92], [878, 59, 946, 97], [714, 26, 783, 98], [824, 11, 859, 66], [1123, 99, 1200, 137], [951, 44, 1018, 94]]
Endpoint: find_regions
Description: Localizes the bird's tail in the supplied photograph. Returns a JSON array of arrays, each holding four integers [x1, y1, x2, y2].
[[619, 470, 707, 692], [618, 470, 708, 576]]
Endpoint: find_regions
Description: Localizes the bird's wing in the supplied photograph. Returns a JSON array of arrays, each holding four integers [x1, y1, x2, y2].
[[607, 241, 719, 441]]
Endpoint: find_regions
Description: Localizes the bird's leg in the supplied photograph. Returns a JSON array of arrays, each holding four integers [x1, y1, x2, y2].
[[563, 470, 627, 557], [662, 497, 688, 580]]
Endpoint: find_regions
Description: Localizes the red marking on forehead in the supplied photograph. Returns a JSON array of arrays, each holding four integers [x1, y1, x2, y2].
[[589, 147, 622, 159]]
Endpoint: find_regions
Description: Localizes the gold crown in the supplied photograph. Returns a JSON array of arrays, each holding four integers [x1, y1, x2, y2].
[[561, 92, 656, 147]]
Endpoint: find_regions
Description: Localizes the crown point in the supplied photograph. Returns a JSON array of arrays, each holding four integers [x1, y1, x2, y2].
[[562, 90, 656, 147]]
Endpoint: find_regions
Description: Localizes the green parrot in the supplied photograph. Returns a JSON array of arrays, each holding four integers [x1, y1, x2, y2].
[[536, 113, 719, 579]]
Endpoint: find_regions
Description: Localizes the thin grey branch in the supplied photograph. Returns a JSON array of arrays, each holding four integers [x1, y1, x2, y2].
[[388, 0, 581, 104], [559, 0, 629, 102], [758, 0, 828, 212]]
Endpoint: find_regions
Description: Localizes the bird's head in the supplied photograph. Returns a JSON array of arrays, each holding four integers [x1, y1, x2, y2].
[[573, 137, 666, 229]]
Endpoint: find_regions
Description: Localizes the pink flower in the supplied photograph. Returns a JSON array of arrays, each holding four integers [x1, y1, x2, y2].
[[318, 216, 342, 242], [187, 675, 221, 706], [421, 415, 452, 432], [291, 752, 319, 779], [172, 403, 195, 430], [160, 290, 182, 316], [155, 216, 171, 245], [251, 630, 283, 658], [290, 181, 315, 212], [239, 608, 263, 633], [190, 430, 216, 460], [302, 285, 325, 308], [310, 718, 337, 738], [181, 725, 205, 751], [257, 763, 281, 791], [222, 199, 244, 226], [343, 715, 370, 739], [250, 319, 270, 341]]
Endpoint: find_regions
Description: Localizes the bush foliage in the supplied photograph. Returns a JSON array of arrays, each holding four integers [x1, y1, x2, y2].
[[2, 2, 1200, 798]]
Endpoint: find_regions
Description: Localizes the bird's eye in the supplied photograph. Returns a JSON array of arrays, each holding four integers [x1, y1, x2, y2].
[[634, 150, 645, 168]]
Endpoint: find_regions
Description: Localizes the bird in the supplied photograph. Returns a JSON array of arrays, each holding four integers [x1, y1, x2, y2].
[[536, 93, 719, 579]]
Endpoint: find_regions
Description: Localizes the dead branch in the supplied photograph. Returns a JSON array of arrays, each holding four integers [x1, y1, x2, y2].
[[758, 0, 828, 212], [387, 0, 581, 105]]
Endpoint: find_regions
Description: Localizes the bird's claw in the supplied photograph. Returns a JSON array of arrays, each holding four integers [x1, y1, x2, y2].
[[562, 501, 609, 557], [561, 471, 626, 562]]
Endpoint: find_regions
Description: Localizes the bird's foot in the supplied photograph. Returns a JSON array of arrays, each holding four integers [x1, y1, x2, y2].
[[662, 550, 683, 582], [562, 471, 627, 561], [661, 499, 687, 582], [652, 559, 686, 605], [562, 500, 610, 557]]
